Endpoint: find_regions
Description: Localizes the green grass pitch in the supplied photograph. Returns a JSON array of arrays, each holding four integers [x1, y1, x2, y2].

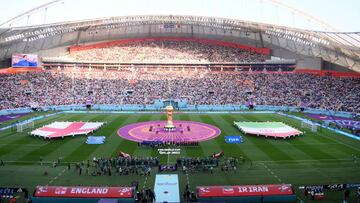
[[0, 112, 359, 202]]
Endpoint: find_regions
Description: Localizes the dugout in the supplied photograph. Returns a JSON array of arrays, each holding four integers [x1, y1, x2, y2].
[[32, 186, 134, 203], [196, 184, 297, 203]]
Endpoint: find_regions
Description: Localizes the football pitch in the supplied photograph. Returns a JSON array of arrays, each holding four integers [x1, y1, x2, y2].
[[0, 112, 359, 202]]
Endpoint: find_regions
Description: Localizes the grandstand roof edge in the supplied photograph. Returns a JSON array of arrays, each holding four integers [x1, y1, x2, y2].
[[1, 14, 355, 34]]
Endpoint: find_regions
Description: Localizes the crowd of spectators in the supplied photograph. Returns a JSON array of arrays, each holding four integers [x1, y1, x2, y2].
[[0, 67, 359, 113], [69, 40, 267, 63], [177, 157, 220, 167], [176, 156, 243, 174]]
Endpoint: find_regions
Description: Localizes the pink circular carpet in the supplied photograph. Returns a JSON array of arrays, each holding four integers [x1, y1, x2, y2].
[[117, 120, 221, 142]]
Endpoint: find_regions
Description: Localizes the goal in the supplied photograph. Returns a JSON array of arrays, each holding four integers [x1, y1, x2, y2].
[[301, 121, 318, 132], [16, 121, 34, 132]]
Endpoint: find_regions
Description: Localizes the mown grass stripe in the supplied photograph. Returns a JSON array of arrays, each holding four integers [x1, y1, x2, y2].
[[63, 114, 125, 162], [215, 114, 254, 160], [86, 115, 130, 159], [265, 114, 345, 162], [189, 114, 221, 156]]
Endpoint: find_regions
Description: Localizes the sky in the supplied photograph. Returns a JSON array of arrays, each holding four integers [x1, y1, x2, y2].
[[0, 0, 359, 32]]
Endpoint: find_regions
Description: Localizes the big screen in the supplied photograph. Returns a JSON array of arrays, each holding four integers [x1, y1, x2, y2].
[[12, 53, 38, 67]]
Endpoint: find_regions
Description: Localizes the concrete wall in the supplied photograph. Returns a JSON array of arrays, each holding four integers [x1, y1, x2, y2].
[[296, 57, 322, 70], [323, 61, 354, 72]]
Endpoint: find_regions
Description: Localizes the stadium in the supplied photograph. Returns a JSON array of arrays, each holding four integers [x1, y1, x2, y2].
[[0, 0, 359, 202]]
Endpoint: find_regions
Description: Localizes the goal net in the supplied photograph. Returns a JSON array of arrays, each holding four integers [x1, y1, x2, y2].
[[16, 121, 34, 132], [301, 121, 318, 132]]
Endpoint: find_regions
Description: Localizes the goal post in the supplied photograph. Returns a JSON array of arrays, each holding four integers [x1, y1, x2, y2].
[[16, 121, 34, 132], [301, 120, 318, 132]]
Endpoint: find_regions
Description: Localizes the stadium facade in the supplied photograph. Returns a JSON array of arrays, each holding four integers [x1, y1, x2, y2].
[[0, 15, 359, 72]]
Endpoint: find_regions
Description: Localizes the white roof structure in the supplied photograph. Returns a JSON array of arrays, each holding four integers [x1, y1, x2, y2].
[[0, 15, 359, 72]]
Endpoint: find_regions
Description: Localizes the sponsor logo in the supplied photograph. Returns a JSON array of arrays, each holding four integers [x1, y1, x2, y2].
[[118, 188, 131, 195], [199, 187, 210, 193], [156, 182, 178, 186], [223, 186, 234, 194], [278, 185, 291, 192], [37, 187, 48, 193], [54, 187, 67, 195]]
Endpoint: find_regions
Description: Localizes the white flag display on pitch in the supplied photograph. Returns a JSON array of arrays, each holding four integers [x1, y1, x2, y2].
[[234, 121, 302, 138], [30, 122, 104, 138]]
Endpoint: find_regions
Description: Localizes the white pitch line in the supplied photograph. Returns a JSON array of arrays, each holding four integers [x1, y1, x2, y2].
[[185, 170, 190, 186], [254, 158, 353, 163], [142, 176, 148, 190], [47, 168, 67, 186], [318, 134, 360, 152], [260, 163, 283, 183]]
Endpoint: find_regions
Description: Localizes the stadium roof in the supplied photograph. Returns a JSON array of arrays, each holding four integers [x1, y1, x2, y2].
[[1, 0, 360, 32], [0, 15, 359, 72]]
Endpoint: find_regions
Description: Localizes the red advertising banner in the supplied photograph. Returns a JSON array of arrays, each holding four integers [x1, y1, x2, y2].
[[34, 186, 133, 198], [197, 184, 294, 197]]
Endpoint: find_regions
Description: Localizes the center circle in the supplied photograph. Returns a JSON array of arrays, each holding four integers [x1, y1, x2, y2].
[[117, 120, 221, 142]]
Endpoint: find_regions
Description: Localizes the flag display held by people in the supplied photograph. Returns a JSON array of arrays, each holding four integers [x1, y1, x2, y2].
[[234, 122, 302, 139], [119, 151, 132, 159], [30, 122, 104, 139], [212, 150, 224, 158]]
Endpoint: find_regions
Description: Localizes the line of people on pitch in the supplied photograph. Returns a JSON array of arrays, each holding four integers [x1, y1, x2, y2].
[[183, 183, 197, 202], [177, 156, 220, 173], [70, 156, 159, 176], [220, 157, 243, 174], [177, 156, 242, 174], [138, 141, 199, 148]]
